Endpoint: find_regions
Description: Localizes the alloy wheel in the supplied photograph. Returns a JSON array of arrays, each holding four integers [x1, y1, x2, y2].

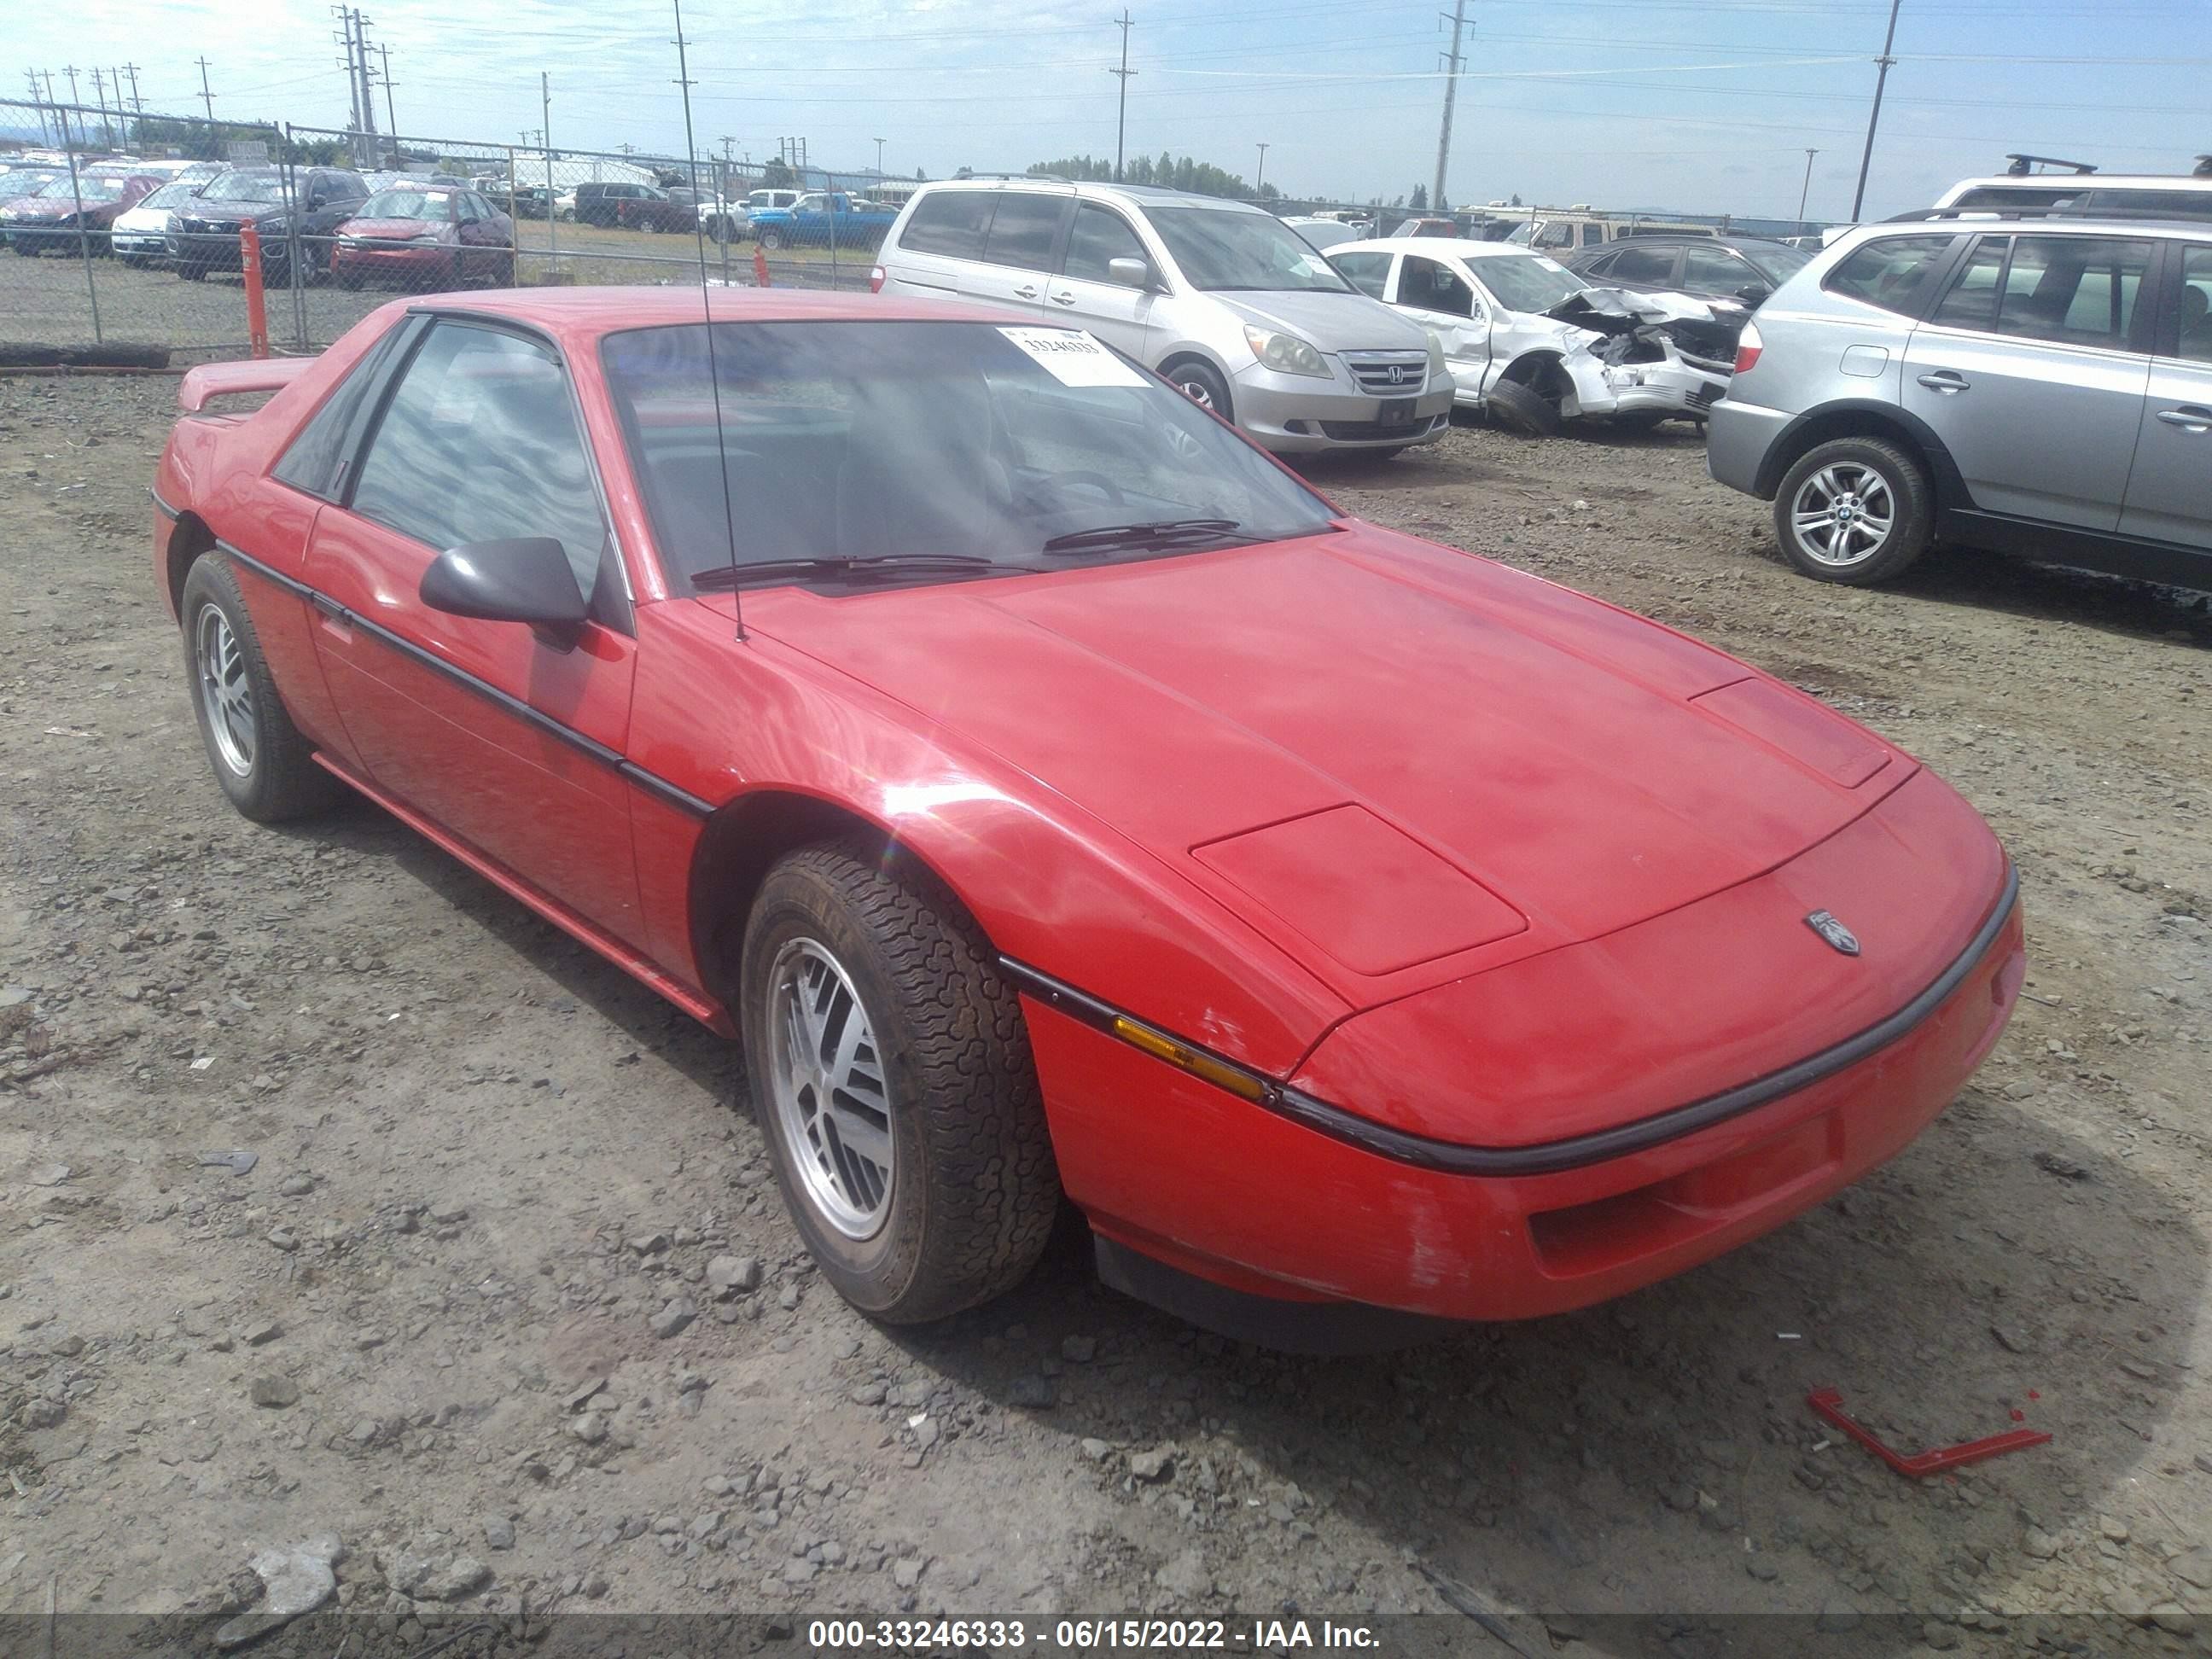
[[766, 938, 894, 1239], [1789, 463, 1896, 567], [195, 604, 257, 777]]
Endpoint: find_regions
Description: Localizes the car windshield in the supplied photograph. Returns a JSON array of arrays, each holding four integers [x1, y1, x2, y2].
[[1470, 253, 1587, 313], [602, 320, 1338, 590], [1747, 243, 1813, 283], [2, 171, 61, 195], [199, 173, 288, 205], [37, 174, 128, 202], [1142, 205, 1351, 293], [139, 180, 201, 210], [358, 189, 451, 220]]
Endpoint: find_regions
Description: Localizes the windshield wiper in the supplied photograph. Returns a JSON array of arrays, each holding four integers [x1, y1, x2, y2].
[[692, 553, 1040, 590], [1042, 518, 1248, 555]]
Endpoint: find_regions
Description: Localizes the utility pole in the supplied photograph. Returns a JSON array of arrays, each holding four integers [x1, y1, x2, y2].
[[1433, 0, 1468, 212], [377, 44, 397, 141], [333, 9, 361, 149], [873, 137, 885, 178], [352, 10, 381, 161], [1849, 0, 1901, 222], [24, 72, 49, 145], [1109, 11, 1136, 182], [124, 63, 144, 114], [1797, 147, 1820, 224], [195, 56, 216, 124], [1254, 142, 1268, 195], [542, 71, 556, 264], [90, 67, 110, 148]]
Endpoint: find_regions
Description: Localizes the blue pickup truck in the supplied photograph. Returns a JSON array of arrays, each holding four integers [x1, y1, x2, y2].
[[748, 191, 897, 251]]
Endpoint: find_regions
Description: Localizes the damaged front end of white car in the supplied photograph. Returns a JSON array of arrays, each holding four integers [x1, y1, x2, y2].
[[1481, 286, 1737, 438]]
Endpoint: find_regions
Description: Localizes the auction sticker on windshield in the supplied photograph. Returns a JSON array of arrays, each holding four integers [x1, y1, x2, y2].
[[998, 327, 1147, 388]]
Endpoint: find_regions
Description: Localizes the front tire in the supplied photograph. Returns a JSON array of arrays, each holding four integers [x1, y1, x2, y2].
[[179, 555, 342, 824], [1485, 377, 1563, 438], [1166, 358, 1234, 423], [1772, 436, 1932, 585], [739, 840, 1059, 1324], [757, 227, 785, 251]]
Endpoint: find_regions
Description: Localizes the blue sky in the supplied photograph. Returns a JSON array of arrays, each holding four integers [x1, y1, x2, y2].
[[11, 0, 2211, 218]]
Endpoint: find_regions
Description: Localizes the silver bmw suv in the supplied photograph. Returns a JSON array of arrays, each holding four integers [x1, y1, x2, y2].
[[875, 179, 1452, 456], [1708, 213, 2212, 587]]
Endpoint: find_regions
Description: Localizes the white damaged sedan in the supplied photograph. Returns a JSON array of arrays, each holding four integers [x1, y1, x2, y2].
[[1329, 237, 1738, 436]]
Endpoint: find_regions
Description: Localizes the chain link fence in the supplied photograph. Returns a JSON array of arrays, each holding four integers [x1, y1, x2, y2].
[[0, 98, 896, 363]]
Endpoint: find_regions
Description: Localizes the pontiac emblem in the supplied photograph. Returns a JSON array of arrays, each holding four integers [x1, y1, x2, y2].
[[1805, 910, 1861, 956]]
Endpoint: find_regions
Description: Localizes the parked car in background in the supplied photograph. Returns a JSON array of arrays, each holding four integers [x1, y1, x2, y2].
[[0, 170, 162, 256], [1282, 216, 1364, 252], [503, 184, 556, 220], [568, 181, 662, 227], [1390, 216, 1461, 240], [1330, 237, 1732, 435], [174, 166, 370, 284], [1509, 211, 1720, 253], [110, 177, 210, 268], [1566, 235, 1812, 331], [614, 185, 698, 233], [1708, 215, 2212, 588], [877, 179, 1451, 456], [1931, 156, 2212, 220], [0, 165, 66, 206], [703, 186, 802, 242], [329, 185, 516, 290], [750, 191, 897, 250]]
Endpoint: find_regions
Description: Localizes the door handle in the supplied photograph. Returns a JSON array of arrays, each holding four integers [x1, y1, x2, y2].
[[1049, 289, 1078, 306], [1013, 284, 1039, 300], [1916, 370, 1970, 393], [2154, 405, 2212, 433]]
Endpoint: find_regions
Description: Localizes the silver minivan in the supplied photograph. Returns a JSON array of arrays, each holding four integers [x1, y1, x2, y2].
[[874, 180, 1452, 456], [1708, 213, 2212, 588]]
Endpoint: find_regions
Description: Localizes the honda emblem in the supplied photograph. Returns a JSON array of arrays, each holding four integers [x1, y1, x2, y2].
[[1804, 910, 1861, 956], [1387, 364, 1406, 385]]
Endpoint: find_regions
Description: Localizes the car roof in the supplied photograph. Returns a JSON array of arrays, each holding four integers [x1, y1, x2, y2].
[[1336, 236, 1553, 259], [913, 178, 1264, 213], [1575, 233, 1797, 253], [1940, 173, 2212, 196], [1868, 212, 2212, 241], [398, 286, 1029, 346]]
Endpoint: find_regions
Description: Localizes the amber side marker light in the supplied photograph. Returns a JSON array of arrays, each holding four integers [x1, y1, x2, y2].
[[1111, 1016, 1268, 1102]]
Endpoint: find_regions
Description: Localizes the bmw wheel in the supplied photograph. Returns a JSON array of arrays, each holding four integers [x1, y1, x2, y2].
[[179, 555, 342, 823], [1773, 436, 1932, 585], [739, 839, 1059, 1324]]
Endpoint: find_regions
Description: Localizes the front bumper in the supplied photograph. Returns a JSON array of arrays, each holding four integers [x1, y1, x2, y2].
[[111, 230, 169, 258], [1707, 393, 1793, 497], [174, 230, 247, 270], [1025, 771, 2023, 1328], [329, 242, 457, 282], [1564, 352, 1730, 422], [1232, 360, 1454, 452]]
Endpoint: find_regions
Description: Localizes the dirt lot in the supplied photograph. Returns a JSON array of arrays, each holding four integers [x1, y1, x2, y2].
[[0, 224, 873, 356], [1, 377, 2209, 1656]]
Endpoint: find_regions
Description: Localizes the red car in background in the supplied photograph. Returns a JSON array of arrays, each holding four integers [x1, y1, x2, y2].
[[0, 170, 161, 255], [329, 184, 516, 290], [148, 288, 2023, 1348]]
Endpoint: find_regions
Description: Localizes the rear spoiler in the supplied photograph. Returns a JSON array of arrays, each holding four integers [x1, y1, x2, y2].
[[178, 356, 315, 415]]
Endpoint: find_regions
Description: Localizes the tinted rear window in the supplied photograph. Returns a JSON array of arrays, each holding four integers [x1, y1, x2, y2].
[[981, 193, 1065, 270], [1823, 235, 1956, 316], [899, 189, 994, 259]]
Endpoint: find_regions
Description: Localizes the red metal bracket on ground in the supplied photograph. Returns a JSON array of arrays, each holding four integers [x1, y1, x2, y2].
[[1807, 1386, 2051, 1477]]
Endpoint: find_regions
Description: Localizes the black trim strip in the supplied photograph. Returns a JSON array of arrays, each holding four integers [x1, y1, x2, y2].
[[149, 486, 180, 520], [212, 539, 713, 820], [1002, 862, 2020, 1178]]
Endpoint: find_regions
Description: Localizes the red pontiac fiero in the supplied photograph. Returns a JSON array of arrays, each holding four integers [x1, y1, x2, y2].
[[151, 288, 2023, 1347]]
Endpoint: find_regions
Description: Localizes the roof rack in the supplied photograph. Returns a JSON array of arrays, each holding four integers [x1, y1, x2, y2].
[[951, 172, 1071, 183], [2003, 153, 2098, 176], [1886, 202, 2206, 225]]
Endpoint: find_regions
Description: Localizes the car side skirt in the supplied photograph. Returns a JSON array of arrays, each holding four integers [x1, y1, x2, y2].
[[1936, 509, 2212, 590], [1001, 858, 2017, 1179]]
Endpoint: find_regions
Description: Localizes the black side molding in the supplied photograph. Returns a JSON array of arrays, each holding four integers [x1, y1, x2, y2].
[[1004, 860, 2019, 1179]]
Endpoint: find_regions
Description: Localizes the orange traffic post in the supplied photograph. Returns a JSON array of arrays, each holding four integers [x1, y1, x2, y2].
[[753, 246, 771, 288], [239, 224, 271, 359]]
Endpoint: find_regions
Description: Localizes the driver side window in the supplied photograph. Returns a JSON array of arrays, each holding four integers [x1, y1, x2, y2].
[[1400, 255, 1474, 317], [349, 323, 608, 599], [1330, 250, 1390, 300]]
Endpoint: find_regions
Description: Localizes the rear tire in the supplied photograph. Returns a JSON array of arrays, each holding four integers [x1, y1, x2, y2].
[[1485, 377, 1562, 438], [179, 554, 344, 824], [1772, 436, 1932, 585], [739, 839, 1060, 1324], [758, 227, 785, 251]]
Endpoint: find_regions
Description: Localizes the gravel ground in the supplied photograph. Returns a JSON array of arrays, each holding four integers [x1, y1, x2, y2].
[[0, 226, 876, 357], [2, 377, 2209, 1656]]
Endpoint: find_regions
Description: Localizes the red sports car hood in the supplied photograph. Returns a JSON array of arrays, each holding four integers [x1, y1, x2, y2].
[[747, 527, 1912, 1004]]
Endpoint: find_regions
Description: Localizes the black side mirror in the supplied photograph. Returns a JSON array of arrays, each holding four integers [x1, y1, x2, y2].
[[1736, 283, 1772, 306], [421, 538, 587, 644]]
